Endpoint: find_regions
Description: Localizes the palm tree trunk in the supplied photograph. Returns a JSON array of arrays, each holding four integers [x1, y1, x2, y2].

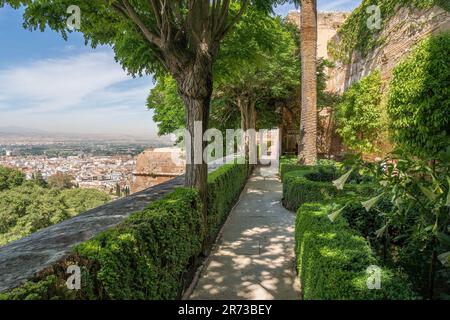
[[298, 0, 318, 165]]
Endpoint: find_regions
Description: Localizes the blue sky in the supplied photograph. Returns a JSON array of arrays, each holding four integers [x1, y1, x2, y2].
[[0, 1, 361, 138]]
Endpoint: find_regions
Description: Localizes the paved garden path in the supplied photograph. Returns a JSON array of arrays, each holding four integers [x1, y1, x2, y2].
[[189, 166, 300, 300]]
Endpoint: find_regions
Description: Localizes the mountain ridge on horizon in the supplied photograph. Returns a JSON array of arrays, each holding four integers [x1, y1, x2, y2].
[[0, 126, 168, 143]]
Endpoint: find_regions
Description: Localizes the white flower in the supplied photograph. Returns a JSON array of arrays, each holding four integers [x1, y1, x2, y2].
[[361, 193, 384, 212], [328, 206, 347, 222], [332, 169, 353, 190]]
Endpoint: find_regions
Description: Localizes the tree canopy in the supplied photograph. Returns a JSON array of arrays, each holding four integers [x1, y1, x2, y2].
[[0, 166, 25, 191], [147, 11, 300, 136], [0, 166, 111, 247]]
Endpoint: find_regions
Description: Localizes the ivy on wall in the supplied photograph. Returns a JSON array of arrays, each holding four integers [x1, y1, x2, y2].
[[335, 71, 385, 154], [387, 32, 450, 158], [328, 0, 450, 63]]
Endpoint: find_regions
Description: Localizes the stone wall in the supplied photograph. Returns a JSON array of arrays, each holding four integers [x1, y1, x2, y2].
[[327, 5, 450, 94], [131, 147, 185, 193], [287, 11, 350, 60]]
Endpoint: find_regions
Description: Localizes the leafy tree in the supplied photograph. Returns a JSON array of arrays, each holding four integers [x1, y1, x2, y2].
[[61, 188, 111, 214], [47, 172, 75, 190], [148, 11, 300, 162], [0, 184, 69, 246], [388, 32, 450, 158], [0, 166, 25, 191], [0, 184, 111, 247], [335, 71, 385, 154], [214, 13, 299, 131], [147, 74, 185, 136], [2, 0, 296, 208], [31, 171, 48, 188]]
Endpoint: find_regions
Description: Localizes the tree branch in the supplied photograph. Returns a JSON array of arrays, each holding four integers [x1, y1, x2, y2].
[[120, 0, 162, 48]]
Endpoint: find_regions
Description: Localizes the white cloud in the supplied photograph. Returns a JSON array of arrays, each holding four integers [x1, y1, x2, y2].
[[0, 50, 150, 112], [0, 50, 158, 136]]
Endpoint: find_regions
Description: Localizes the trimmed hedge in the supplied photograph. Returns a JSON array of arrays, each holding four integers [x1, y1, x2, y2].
[[278, 156, 311, 181], [207, 164, 248, 242], [282, 168, 373, 211], [295, 202, 417, 300], [0, 188, 204, 300], [0, 164, 249, 300]]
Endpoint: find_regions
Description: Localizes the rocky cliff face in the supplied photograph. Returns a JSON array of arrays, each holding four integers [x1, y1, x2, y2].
[[327, 5, 450, 94]]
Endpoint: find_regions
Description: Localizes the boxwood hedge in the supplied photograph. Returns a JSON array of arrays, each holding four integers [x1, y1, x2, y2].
[[295, 202, 417, 300], [0, 164, 249, 300], [282, 168, 373, 211], [206, 163, 248, 243]]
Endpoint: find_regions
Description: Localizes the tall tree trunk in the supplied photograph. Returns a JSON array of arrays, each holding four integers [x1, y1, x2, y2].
[[176, 56, 213, 213], [237, 96, 257, 173], [298, 0, 318, 165]]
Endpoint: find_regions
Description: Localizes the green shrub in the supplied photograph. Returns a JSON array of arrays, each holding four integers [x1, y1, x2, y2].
[[207, 163, 248, 242], [0, 184, 110, 247], [1, 163, 249, 300], [74, 187, 204, 300], [0, 184, 70, 246], [282, 168, 373, 211], [0, 188, 204, 300], [0, 166, 25, 191], [335, 71, 385, 153], [278, 156, 309, 181], [388, 32, 450, 158], [60, 189, 111, 215], [295, 202, 418, 300]]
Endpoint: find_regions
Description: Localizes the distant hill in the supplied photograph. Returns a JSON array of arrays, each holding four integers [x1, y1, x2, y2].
[[0, 126, 171, 145], [0, 126, 49, 135]]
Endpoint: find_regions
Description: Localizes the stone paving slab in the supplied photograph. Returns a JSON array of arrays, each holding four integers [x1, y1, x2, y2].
[[189, 166, 301, 300]]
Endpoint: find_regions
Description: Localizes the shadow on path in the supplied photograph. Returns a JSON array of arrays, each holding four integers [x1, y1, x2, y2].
[[189, 166, 301, 300]]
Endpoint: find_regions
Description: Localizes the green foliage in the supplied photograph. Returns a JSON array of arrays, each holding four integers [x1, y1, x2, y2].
[[214, 13, 300, 127], [0, 275, 75, 300], [147, 74, 185, 136], [60, 189, 111, 215], [329, 0, 450, 62], [295, 202, 417, 300], [72, 188, 204, 300], [336, 71, 385, 153], [387, 33, 450, 158], [340, 151, 450, 298], [0, 182, 111, 247], [282, 167, 373, 211], [207, 163, 248, 241], [278, 155, 314, 181], [0, 184, 70, 246], [147, 10, 300, 135], [0, 166, 25, 191], [47, 172, 75, 190], [1, 163, 249, 299]]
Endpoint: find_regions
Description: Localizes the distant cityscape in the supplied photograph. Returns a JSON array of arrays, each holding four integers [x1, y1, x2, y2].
[[0, 127, 174, 194]]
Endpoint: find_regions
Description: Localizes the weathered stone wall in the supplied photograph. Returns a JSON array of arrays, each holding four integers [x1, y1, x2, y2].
[[327, 5, 450, 94], [287, 11, 350, 60], [131, 147, 185, 193]]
